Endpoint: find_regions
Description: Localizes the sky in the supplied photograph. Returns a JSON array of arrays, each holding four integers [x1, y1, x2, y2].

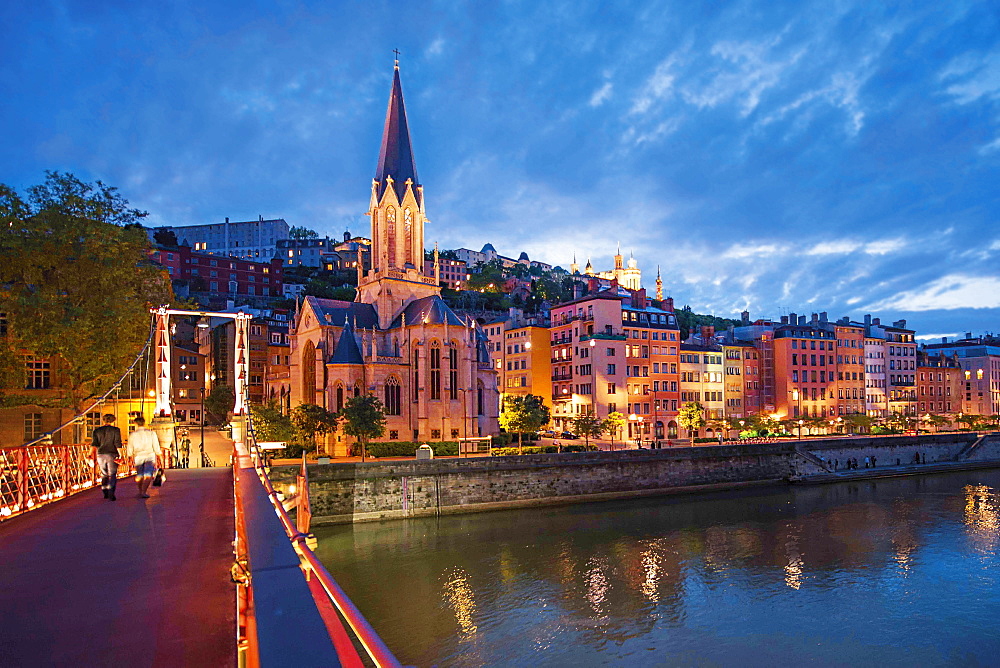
[[2, 1, 1000, 338]]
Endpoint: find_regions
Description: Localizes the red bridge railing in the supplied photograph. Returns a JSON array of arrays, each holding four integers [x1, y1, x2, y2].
[[0, 444, 134, 520]]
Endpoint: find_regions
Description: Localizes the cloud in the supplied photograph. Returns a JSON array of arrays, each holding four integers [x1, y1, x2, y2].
[[630, 56, 679, 114], [721, 243, 786, 259], [863, 239, 907, 255], [867, 274, 1000, 311], [425, 38, 445, 58], [939, 51, 1000, 104], [589, 82, 612, 107], [806, 240, 861, 255]]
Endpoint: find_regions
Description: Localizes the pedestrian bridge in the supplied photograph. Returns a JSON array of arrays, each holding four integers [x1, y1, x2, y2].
[[0, 425, 400, 667]]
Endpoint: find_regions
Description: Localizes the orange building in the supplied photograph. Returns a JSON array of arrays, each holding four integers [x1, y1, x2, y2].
[[916, 351, 963, 416], [834, 322, 866, 417], [501, 324, 552, 405], [773, 323, 839, 426]]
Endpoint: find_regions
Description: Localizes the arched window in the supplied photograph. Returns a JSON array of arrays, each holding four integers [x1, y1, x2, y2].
[[476, 380, 485, 416], [384, 376, 401, 416], [412, 349, 419, 401], [302, 340, 316, 402], [386, 207, 397, 267], [430, 341, 442, 400], [404, 207, 413, 266], [335, 384, 344, 412], [449, 343, 458, 400], [354, 383, 361, 398]]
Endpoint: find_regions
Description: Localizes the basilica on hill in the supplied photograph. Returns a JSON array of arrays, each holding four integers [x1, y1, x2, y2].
[[289, 61, 500, 455]]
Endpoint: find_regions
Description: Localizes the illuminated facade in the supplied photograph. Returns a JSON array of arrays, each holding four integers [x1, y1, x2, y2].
[[289, 62, 499, 454]]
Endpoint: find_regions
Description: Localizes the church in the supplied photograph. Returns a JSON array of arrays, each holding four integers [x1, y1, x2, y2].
[[289, 61, 500, 455]]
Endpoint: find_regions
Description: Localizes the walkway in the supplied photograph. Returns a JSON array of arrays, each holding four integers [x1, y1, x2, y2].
[[0, 467, 235, 667]]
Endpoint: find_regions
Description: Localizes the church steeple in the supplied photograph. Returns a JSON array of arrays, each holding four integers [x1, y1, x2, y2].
[[375, 62, 420, 205]]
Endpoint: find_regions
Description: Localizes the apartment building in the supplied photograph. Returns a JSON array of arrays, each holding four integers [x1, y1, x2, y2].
[[922, 336, 1000, 416], [679, 343, 724, 434], [916, 351, 963, 416]]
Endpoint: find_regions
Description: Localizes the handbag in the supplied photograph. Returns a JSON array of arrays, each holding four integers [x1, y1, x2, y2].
[[152, 468, 166, 487]]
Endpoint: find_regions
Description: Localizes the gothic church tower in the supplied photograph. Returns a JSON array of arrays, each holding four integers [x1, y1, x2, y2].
[[358, 59, 440, 329]]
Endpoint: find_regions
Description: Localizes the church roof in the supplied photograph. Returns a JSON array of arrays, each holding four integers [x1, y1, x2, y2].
[[330, 320, 365, 364], [388, 295, 466, 329], [481, 243, 496, 253], [304, 296, 379, 329], [375, 65, 419, 204], [517, 251, 529, 261]]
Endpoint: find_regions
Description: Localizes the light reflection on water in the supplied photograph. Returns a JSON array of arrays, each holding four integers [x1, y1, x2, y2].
[[314, 470, 1000, 667]]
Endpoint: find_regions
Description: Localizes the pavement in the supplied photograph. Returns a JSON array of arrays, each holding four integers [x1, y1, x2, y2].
[[0, 468, 236, 667]]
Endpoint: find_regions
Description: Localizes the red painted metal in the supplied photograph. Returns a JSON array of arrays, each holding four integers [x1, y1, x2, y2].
[[236, 434, 402, 668], [0, 444, 134, 521]]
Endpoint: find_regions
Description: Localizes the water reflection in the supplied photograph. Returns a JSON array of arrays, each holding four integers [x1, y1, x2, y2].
[[316, 470, 1000, 667], [963, 484, 999, 554]]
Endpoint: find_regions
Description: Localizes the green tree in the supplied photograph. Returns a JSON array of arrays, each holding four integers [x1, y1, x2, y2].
[[291, 403, 339, 452], [842, 413, 873, 434], [341, 394, 386, 462], [678, 402, 706, 438], [605, 411, 626, 451], [204, 385, 235, 424], [0, 172, 173, 411], [499, 394, 550, 454], [249, 400, 299, 455], [289, 226, 319, 239], [572, 410, 606, 448]]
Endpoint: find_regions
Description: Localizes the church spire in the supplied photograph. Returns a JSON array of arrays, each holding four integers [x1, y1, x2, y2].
[[656, 265, 663, 301], [375, 59, 419, 204]]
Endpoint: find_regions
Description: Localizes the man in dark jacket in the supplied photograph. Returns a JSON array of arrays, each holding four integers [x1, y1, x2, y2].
[[90, 414, 122, 501]]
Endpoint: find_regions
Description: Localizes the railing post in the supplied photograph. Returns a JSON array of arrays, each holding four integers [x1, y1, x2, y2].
[[17, 448, 28, 511], [62, 446, 69, 497]]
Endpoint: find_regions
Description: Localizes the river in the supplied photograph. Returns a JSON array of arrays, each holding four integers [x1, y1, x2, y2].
[[314, 469, 1000, 667]]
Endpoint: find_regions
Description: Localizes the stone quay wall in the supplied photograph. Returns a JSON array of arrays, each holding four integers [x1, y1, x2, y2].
[[270, 433, 998, 525]]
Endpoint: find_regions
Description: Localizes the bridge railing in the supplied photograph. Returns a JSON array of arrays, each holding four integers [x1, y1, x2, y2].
[[235, 413, 401, 668], [0, 320, 153, 521]]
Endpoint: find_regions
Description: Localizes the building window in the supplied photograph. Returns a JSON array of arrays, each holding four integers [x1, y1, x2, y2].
[[24, 412, 42, 441], [430, 343, 442, 400], [384, 377, 401, 416], [26, 359, 50, 389], [449, 347, 458, 400]]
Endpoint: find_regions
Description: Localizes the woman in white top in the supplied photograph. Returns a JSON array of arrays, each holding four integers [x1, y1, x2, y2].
[[127, 416, 163, 498]]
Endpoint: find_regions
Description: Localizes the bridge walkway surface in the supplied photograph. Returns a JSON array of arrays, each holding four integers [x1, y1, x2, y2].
[[0, 467, 235, 667]]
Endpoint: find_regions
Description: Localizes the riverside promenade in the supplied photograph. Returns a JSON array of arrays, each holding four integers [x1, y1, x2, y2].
[[0, 467, 235, 666]]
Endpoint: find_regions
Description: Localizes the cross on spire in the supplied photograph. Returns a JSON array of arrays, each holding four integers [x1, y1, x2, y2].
[[393, 48, 401, 68]]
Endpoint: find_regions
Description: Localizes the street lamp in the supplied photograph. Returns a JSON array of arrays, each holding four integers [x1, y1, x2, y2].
[[589, 339, 597, 420], [797, 419, 804, 441], [791, 388, 802, 439]]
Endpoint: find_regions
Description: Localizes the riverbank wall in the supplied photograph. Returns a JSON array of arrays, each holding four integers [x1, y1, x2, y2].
[[270, 433, 1000, 525]]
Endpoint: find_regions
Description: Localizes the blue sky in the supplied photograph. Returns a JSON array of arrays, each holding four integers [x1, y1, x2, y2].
[[3, 1, 999, 338]]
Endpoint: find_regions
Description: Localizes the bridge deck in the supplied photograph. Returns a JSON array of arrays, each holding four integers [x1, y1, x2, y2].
[[0, 468, 235, 667]]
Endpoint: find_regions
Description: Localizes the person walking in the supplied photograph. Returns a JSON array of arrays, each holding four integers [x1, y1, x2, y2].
[[126, 416, 163, 499], [90, 414, 122, 501]]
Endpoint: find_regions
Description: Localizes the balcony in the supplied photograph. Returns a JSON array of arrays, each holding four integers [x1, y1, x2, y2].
[[551, 373, 573, 381]]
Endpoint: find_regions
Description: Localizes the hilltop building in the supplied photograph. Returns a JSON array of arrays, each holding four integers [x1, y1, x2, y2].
[[569, 245, 642, 291], [149, 216, 289, 261]]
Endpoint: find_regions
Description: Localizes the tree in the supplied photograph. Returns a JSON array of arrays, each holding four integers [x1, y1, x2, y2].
[[499, 394, 550, 454], [289, 226, 319, 239], [842, 413, 873, 434], [249, 400, 298, 455], [341, 394, 385, 462], [572, 410, 606, 448], [0, 172, 173, 411], [204, 385, 235, 424], [153, 228, 179, 246], [605, 411, 626, 451], [678, 402, 706, 438], [291, 403, 339, 453]]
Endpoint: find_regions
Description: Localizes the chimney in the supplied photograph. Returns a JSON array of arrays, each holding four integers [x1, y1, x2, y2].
[[811, 312, 819, 324], [781, 315, 789, 325], [820, 311, 828, 322], [741, 310, 750, 324], [799, 315, 806, 325], [664, 297, 674, 312], [701, 325, 715, 342], [942, 337, 948, 344], [789, 312, 797, 325], [893, 319, 907, 329], [864, 314, 871, 326], [873, 317, 880, 326], [225, 216, 229, 224]]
